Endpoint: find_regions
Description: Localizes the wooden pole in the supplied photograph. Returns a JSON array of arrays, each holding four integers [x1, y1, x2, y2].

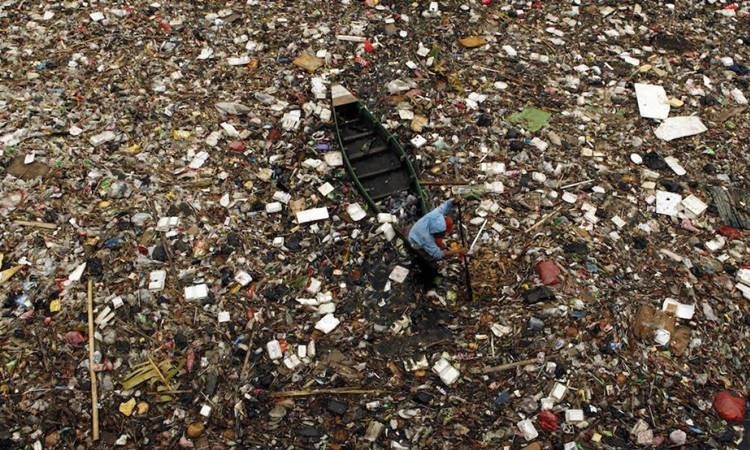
[[87, 279, 100, 441], [455, 203, 474, 302], [471, 358, 539, 374], [419, 180, 470, 186]]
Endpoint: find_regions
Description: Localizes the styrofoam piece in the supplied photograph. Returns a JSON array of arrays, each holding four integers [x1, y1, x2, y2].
[[347, 203, 367, 221], [324, 151, 343, 167], [148, 270, 167, 291], [364, 421, 384, 442], [565, 409, 585, 423], [318, 182, 334, 196], [189, 151, 209, 169], [377, 213, 397, 223], [265, 202, 282, 213], [296, 207, 329, 224], [156, 216, 180, 231], [199, 404, 212, 417], [562, 192, 578, 203], [315, 313, 340, 334], [377, 223, 396, 241], [664, 156, 686, 176], [654, 328, 671, 345], [484, 181, 504, 193], [517, 419, 538, 441], [737, 268, 750, 286], [306, 277, 321, 294], [410, 135, 427, 148], [317, 302, 336, 314], [218, 311, 230, 323], [681, 195, 707, 217], [266, 340, 283, 360], [705, 236, 725, 252], [283, 354, 302, 369], [235, 270, 252, 286], [611, 215, 626, 228], [432, 358, 460, 385], [273, 191, 291, 204], [480, 162, 506, 176], [184, 284, 209, 301], [550, 382, 567, 401], [634, 83, 670, 119], [389, 265, 409, 283], [661, 298, 695, 320], [654, 116, 707, 141], [655, 191, 682, 216], [490, 323, 512, 337], [68, 262, 87, 282]]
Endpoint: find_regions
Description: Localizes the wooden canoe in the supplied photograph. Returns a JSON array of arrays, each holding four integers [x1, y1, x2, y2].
[[331, 85, 429, 217]]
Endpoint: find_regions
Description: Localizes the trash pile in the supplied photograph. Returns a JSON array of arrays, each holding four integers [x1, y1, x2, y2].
[[1, 1, 749, 448]]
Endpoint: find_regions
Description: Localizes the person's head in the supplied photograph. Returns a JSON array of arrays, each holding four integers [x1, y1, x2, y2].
[[433, 215, 454, 238]]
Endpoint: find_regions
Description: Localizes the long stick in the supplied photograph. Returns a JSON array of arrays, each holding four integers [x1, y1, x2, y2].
[[525, 205, 563, 234], [269, 387, 386, 398], [471, 358, 539, 374], [456, 203, 474, 302], [419, 180, 470, 186], [13, 220, 58, 230], [468, 219, 487, 255], [87, 279, 99, 441]]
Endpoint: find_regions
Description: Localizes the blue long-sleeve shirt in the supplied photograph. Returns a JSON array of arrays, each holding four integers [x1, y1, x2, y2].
[[408, 200, 455, 260]]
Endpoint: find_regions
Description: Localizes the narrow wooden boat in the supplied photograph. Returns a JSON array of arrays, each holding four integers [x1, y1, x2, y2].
[[331, 85, 429, 217]]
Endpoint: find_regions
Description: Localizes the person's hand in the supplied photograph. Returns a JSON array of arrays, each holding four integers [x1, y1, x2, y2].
[[445, 246, 467, 257]]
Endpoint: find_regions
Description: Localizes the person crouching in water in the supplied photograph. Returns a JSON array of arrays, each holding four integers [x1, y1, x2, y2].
[[407, 197, 467, 288]]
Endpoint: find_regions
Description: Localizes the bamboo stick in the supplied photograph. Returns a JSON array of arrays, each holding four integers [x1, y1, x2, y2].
[[471, 358, 539, 374], [269, 387, 387, 398], [13, 220, 58, 229], [87, 279, 100, 441]]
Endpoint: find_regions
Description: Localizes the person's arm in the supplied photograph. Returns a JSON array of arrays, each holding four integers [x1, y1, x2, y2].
[[421, 236, 444, 261]]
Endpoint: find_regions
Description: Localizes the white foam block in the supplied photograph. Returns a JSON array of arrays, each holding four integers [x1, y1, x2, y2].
[[655, 191, 682, 217], [432, 358, 460, 385], [315, 313, 340, 334], [148, 270, 167, 291], [296, 207, 329, 224], [184, 284, 209, 301], [347, 203, 367, 221]]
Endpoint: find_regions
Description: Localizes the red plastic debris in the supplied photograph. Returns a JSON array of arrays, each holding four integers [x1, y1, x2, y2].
[[481, 0, 492, 5], [64, 331, 86, 346], [155, 17, 171, 33], [718, 225, 743, 240], [363, 39, 375, 53], [228, 140, 246, 152], [186, 349, 196, 373], [538, 410, 559, 431], [535, 260, 561, 285], [353, 55, 370, 67], [713, 391, 746, 422]]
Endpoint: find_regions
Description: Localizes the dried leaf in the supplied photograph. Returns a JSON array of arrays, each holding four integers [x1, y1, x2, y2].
[[0, 265, 23, 284], [458, 36, 486, 48]]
